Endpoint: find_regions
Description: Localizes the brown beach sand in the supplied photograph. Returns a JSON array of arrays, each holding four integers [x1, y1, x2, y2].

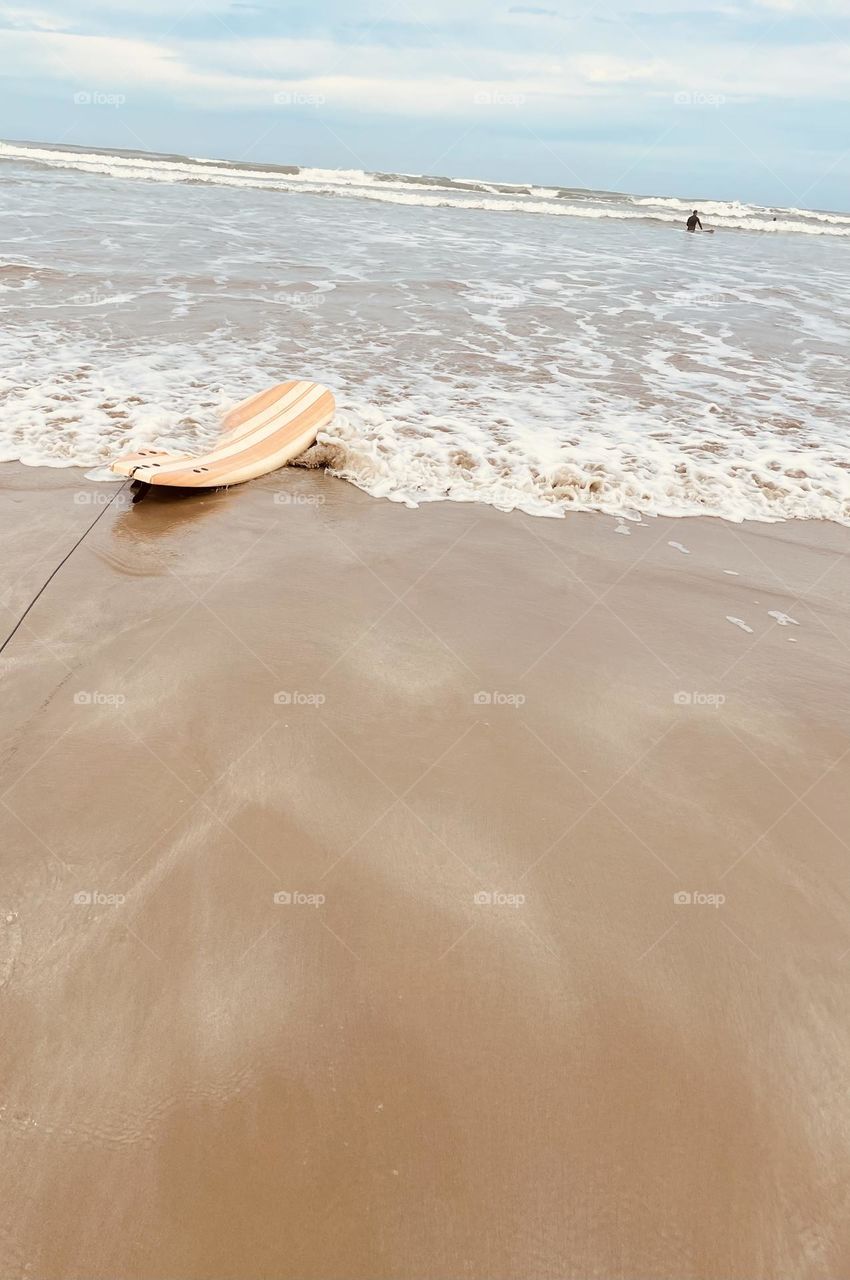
[[1, 461, 849, 1280]]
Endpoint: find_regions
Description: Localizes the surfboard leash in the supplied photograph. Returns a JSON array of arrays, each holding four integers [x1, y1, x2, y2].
[[0, 479, 130, 659]]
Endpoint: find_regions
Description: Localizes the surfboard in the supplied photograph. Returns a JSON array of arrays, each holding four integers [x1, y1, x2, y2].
[[111, 380, 335, 489]]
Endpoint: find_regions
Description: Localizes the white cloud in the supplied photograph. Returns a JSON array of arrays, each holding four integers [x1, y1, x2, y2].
[[752, 0, 850, 10], [571, 54, 665, 84], [0, 4, 68, 29], [2, 5, 850, 119]]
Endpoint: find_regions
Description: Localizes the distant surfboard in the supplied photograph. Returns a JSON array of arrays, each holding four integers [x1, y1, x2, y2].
[[112, 380, 334, 489]]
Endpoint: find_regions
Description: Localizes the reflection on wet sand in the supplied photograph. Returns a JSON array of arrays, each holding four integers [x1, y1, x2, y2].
[[2, 467, 850, 1278]]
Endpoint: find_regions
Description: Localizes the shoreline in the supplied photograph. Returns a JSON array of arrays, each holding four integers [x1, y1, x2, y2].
[[2, 460, 850, 1279]]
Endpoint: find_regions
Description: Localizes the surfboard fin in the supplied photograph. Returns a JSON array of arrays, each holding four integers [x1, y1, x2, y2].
[[131, 480, 152, 505]]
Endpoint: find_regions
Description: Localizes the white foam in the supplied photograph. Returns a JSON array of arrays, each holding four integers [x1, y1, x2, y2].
[[2, 142, 850, 528], [3, 141, 850, 237], [4, 332, 850, 525], [316, 400, 850, 524], [726, 616, 754, 633], [768, 610, 799, 626]]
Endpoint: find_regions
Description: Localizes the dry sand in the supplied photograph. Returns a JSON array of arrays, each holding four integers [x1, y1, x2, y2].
[[1, 461, 850, 1280]]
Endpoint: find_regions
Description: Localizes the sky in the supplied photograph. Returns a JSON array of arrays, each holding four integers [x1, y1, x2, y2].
[[1, 0, 849, 208]]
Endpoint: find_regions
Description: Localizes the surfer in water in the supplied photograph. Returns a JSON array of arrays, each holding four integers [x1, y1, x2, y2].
[[686, 210, 703, 232]]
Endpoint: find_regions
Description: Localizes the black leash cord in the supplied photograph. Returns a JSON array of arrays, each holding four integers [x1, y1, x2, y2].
[[0, 480, 130, 659]]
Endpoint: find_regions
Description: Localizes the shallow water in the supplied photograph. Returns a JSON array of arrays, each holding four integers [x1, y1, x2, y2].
[[2, 140, 849, 523]]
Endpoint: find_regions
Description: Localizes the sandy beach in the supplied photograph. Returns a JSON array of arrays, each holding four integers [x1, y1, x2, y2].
[[2, 460, 849, 1279]]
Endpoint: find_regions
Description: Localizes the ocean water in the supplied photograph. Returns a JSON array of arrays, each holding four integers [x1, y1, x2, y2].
[[2, 138, 849, 523]]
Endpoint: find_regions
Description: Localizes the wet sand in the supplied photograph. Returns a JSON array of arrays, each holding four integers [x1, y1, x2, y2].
[[2, 461, 850, 1280]]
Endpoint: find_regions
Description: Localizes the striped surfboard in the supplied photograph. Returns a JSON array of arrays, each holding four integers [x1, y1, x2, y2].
[[111, 380, 335, 489]]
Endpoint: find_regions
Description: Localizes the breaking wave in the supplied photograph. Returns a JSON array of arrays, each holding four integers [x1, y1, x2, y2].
[[3, 140, 850, 237]]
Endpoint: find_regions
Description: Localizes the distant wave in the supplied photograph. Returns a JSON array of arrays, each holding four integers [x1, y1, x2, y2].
[[3, 140, 849, 237]]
